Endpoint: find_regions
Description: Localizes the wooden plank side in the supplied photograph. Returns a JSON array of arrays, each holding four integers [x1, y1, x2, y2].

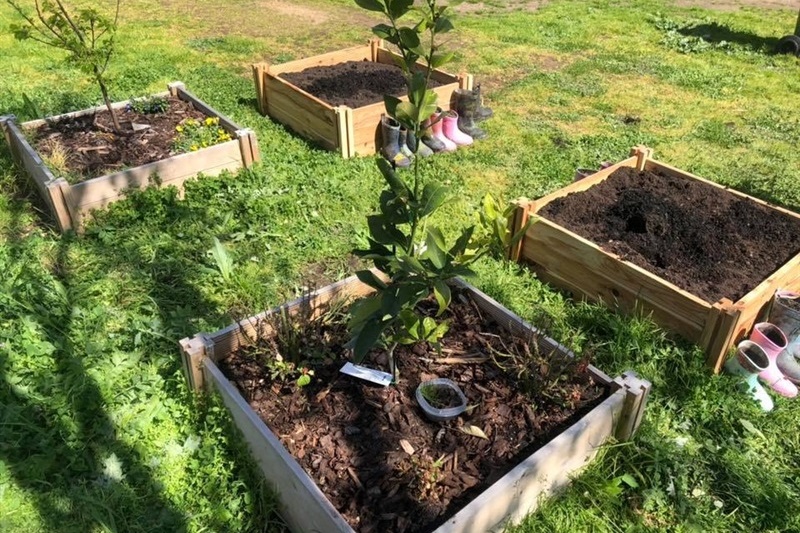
[[20, 92, 171, 130], [268, 44, 372, 75], [521, 219, 712, 341], [647, 160, 800, 223], [434, 388, 627, 533], [47, 178, 74, 232], [69, 140, 241, 212], [264, 76, 339, 151], [530, 156, 638, 212], [205, 361, 355, 533], [207, 274, 378, 362]]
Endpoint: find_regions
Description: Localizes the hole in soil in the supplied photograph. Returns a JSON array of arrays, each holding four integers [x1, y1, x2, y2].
[[626, 213, 647, 233]]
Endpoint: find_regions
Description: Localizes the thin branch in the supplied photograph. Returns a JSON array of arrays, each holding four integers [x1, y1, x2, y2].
[[53, 0, 85, 44]]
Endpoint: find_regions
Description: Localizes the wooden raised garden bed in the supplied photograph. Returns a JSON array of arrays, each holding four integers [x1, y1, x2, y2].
[[180, 274, 650, 533], [252, 39, 472, 158], [508, 146, 800, 373], [0, 82, 260, 232]]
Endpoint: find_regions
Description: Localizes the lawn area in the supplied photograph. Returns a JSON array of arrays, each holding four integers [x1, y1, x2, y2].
[[1, 0, 799, 531]]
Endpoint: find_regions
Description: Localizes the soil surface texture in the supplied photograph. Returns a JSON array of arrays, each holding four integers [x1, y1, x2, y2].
[[32, 96, 208, 182], [280, 60, 443, 108], [540, 167, 800, 302], [220, 291, 606, 533]]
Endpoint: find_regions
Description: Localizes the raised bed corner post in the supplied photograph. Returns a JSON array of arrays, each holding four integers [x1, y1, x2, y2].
[[334, 106, 355, 159], [369, 38, 382, 62], [168, 81, 186, 97], [507, 198, 532, 262], [458, 73, 474, 91], [236, 129, 261, 168], [252, 64, 269, 116], [179, 334, 210, 392], [0, 114, 15, 147], [630, 145, 654, 171], [613, 372, 652, 441], [702, 300, 743, 373]]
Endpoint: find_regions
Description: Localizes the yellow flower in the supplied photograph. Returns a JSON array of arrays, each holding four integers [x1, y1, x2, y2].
[[175, 125, 183, 132], [205, 117, 215, 126], [191, 144, 199, 151]]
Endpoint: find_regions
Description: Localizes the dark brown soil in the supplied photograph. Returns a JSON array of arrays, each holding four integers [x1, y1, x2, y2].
[[280, 60, 443, 108], [220, 292, 606, 533], [32, 96, 208, 182], [539, 167, 800, 303]]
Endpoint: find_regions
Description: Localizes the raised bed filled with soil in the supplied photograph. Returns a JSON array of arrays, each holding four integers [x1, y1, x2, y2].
[[252, 39, 472, 158], [508, 146, 800, 372], [180, 274, 650, 533], [0, 82, 260, 232]]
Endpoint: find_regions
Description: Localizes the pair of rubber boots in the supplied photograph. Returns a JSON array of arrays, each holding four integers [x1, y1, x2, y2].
[[450, 85, 493, 141], [380, 115, 429, 168], [725, 291, 800, 411]]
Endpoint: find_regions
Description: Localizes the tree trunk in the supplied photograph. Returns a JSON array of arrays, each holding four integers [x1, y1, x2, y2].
[[96, 71, 121, 134]]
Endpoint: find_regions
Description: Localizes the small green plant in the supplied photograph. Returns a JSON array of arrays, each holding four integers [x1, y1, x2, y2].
[[209, 236, 235, 282], [476, 193, 533, 260], [128, 94, 169, 115], [7, 0, 123, 132], [173, 116, 233, 153]]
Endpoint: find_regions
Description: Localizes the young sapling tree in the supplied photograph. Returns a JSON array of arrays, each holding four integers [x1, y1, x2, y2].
[[348, 0, 491, 380], [6, 0, 123, 133]]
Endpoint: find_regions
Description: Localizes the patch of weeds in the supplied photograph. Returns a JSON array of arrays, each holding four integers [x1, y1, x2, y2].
[[691, 119, 750, 149], [649, 13, 773, 56], [186, 36, 262, 55], [127, 94, 169, 114], [173, 116, 232, 153]]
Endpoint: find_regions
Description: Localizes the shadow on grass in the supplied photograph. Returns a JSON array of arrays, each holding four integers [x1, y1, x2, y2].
[[677, 22, 780, 52], [0, 157, 280, 530]]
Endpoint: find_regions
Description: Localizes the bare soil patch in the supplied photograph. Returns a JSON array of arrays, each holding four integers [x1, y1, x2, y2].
[[280, 61, 443, 108], [32, 97, 207, 182], [220, 292, 605, 533], [673, 0, 796, 10], [539, 167, 800, 303]]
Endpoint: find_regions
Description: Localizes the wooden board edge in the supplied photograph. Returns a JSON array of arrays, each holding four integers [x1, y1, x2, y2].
[[267, 43, 373, 75], [433, 387, 627, 533], [252, 64, 269, 115], [204, 360, 355, 533]]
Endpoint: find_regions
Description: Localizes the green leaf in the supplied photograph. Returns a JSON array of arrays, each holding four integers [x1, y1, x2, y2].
[[353, 319, 385, 362], [371, 23, 395, 40], [297, 374, 311, 387], [419, 182, 448, 217], [434, 16, 454, 34], [348, 294, 383, 329], [433, 280, 451, 316], [394, 101, 418, 129], [409, 72, 427, 107], [356, 269, 388, 290], [384, 95, 402, 119], [398, 27, 421, 50], [449, 226, 475, 257], [378, 158, 410, 197], [386, 0, 413, 19], [429, 52, 454, 68], [355, 0, 385, 13], [424, 229, 447, 269]]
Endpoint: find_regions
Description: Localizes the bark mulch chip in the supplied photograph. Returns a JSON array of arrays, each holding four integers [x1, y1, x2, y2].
[[31, 96, 208, 182], [220, 292, 606, 533], [540, 166, 800, 303]]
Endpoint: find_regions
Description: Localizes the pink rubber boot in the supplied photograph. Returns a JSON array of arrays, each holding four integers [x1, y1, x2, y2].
[[750, 322, 797, 398], [442, 110, 473, 146], [428, 111, 457, 152]]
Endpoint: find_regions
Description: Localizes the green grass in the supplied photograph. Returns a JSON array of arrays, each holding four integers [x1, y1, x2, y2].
[[1, 0, 799, 531]]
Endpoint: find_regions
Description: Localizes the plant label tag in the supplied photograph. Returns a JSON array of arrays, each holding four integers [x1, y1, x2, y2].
[[339, 363, 393, 387]]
